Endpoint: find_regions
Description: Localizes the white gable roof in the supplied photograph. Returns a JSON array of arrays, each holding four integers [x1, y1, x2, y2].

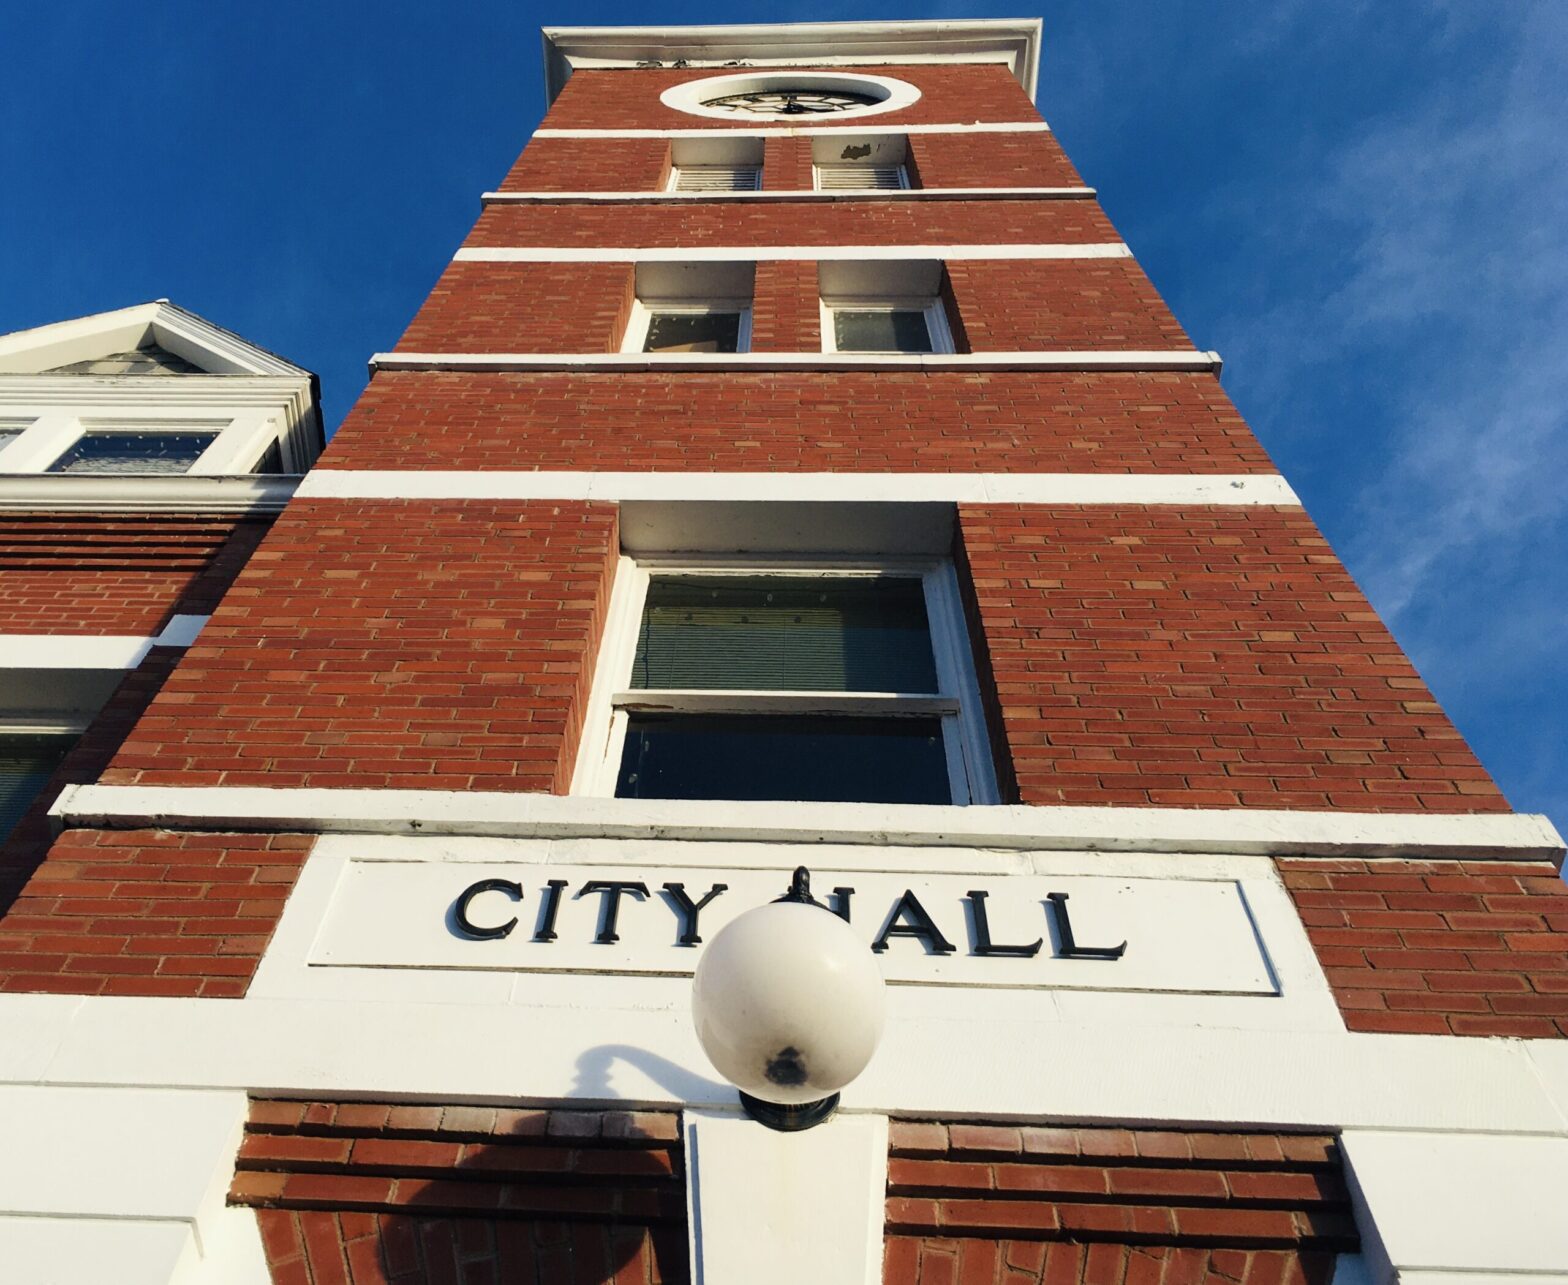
[[0, 301, 311, 378]]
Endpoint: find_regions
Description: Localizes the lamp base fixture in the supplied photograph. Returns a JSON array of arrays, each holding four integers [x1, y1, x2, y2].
[[739, 1091, 840, 1132]]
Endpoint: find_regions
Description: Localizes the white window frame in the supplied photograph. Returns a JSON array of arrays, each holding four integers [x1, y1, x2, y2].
[[666, 163, 763, 193], [571, 555, 999, 805], [0, 408, 289, 475], [620, 299, 754, 355], [819, 296, 954, 355], [812, 162, 911, 192]]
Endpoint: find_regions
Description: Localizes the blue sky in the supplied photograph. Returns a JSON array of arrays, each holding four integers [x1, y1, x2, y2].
[[2, 2, 1563, 837]]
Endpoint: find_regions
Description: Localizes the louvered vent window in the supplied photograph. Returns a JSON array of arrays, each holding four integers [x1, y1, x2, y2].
[[815, 163, 909, 191], [671, 165, 763, 192], [0, 733, 75, 845], [580, 565, 999, 806]]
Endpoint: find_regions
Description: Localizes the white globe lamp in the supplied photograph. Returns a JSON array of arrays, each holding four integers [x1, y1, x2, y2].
[[691, 867, 887, 1131]]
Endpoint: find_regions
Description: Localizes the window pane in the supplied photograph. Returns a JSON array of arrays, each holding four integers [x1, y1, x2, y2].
[[47, 431, 218, 475], [833, 309, 933, 353], [0, 733, 76, 844], [632, 575, 937, 692], [0, 429, 21, 453], [253, 440, 284, 474], [643, 312, 742, 353], [616, 714, 951, 804]]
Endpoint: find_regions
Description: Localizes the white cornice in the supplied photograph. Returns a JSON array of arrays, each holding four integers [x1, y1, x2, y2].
[[0, 474, 299, 515], [481, 187, 1097, 205], [50, 783, 1565, 861], [452, 243, 1128, 263], [370, 350, 1223, 374], [533, 122, 1052, 138], [541, 20, 1043, 106]]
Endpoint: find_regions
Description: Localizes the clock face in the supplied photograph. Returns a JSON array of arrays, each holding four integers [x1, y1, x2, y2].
[[700, 89, 880, 116]]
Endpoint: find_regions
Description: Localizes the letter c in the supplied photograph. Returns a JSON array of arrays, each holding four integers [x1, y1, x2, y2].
[[453, 879, 524, 940]]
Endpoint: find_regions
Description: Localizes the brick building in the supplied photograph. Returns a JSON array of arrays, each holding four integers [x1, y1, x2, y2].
[[1, 20, 1566, 1285]]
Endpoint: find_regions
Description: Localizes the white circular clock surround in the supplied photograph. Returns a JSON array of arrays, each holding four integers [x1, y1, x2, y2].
[[659, 71, 922, 122]]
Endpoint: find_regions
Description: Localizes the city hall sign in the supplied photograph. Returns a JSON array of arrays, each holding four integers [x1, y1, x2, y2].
[[309, 857, 1279, 996]]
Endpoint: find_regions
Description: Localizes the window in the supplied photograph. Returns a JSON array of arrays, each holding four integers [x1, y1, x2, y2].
[[819, 259, 953, 355], [812, 134, 911, 192], [669, 164, 761, 193], [666, 137, 764, 193], [0, 731, 75, 846], [576, 560, 998, 805], [46, 429, 219, 474], [621, 262, 755, 355]]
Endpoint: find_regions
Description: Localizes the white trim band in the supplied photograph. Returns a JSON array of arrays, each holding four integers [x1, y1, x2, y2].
[[0, 618, 209, 671], [452, 242, 1129, 263], [481, 187, 1098, 204], [50, 785, 1565, 861], [370, 350, 1223, 374], [294, 471, 1297, 506], [0, 475, 300, 515], [532, 122, 1053, 138]]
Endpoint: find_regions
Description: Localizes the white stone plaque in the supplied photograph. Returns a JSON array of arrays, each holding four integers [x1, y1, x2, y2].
[[308, 860, 1277, 996]]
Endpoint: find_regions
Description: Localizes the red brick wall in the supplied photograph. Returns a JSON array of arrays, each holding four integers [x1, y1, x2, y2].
[[1281, 858, 1568, 1036], [545, 64, 1038, 131], [0, 828, 310, 998], [323, 372, 1273, 474], [500, 137, 671, 193], [463, 200, 1121, 248], [496, 131, 1085, 193], [395, 262, 635, 354], [946, 260, 1189, 351], [394, 260, 1182, 354], [907, 133, 1086, 189], [236, 1099, 688, 1284], [753, 261, 822, 352], [959, 505, 1507, 811], [0, 514, 268, 634], [102, 500, 619, 792], [884, 1120, 1350, 1283]]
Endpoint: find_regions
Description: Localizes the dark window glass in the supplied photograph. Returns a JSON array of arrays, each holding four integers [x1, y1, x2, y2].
[[47, 431, 218, 475], [833, 309, 933, 353], [252, 440, 284, 474], [643, 312, 742, 354], [616, 714, 951, 803], [631, 576, 937, 692], [0, 429, 21, 453], [0, 733, 76, 845]]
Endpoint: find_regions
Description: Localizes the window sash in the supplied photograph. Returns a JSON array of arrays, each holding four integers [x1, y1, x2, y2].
[[621, 301, 753, 355], [573, 558, 997, 805], [819, 297, 954, 355]]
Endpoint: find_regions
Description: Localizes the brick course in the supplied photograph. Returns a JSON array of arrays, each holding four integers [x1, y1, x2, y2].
[[1280, 858, 1568, 1037], [463, 199, 1122, 248], [544, 64, 1038, 131], [394, 258, 1184, 355], [960, 505, 1507, 811], [101, 500, 619, 792], [496, 131, 1085, 193], [237, 1099, 688, 1283], [0, 513, 268, 634], [883, 1120, 1351, 1282], [325, 371, 1271, 475], [0, 828, 311, 998]]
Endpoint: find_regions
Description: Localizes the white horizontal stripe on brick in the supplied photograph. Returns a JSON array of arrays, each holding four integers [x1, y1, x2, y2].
[[0, 617, 209, 670], [294, 471, 1297, 506], [453, 242, 1129, 263], [370, 350, 1223, 374], [532, 122, 1052, 139], [51, 784, 1565, 861], [481, 187, 1098, 204]]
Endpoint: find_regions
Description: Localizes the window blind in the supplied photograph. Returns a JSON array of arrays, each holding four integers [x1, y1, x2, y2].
[[672, 165, 763, 192], [631, 576, 939, 692], [0, 734, 75, 844], [816, 164, 908, 191]]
